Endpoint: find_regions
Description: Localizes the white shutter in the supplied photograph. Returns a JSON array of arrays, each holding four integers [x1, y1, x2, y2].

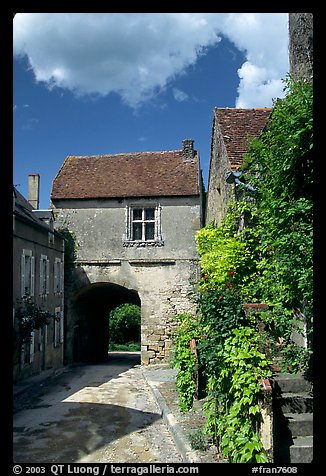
[[60, 310, 64, 343], [60, 261, 64, 293], [46, 259, 50, 294], [21, 253, 26, 297], [39, 257, 44, 295], [54, 259, 58, 293], [30, 256, 35, 297]]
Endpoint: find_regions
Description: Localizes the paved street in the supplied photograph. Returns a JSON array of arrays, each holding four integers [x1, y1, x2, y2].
[[13, 353, 183, 463]]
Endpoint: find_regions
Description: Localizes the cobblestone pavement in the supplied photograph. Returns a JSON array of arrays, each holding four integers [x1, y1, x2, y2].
[[13, 353, 183, 464]]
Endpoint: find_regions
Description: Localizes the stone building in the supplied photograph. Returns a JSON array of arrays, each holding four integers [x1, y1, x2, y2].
[[50, 140, 204, 365], [13, 175, 65, 381], [289, 13, 313, 82], [205, 108, 272, 226]]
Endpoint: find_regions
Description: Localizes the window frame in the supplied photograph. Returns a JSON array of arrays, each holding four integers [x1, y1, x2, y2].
[[132, 207, 155, 242], [123, 204, 164, 247]]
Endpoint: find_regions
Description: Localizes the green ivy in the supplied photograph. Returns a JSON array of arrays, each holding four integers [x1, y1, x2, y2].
[[202, 327, 271, 463], [172, 77, 312, 463], [171, 313, 201, 412], [241, 76, 313, 356]]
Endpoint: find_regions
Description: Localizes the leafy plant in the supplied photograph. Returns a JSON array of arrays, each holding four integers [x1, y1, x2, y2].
[[172, 76, 313, 464], [202, 327, 271, 463], [188, 429, 208, 451], [196, 225, 251, 288], [15, 296, 53, 345], [171, 312, 201, 412]]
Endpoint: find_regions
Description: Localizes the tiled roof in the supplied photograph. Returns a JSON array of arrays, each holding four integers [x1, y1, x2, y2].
[[214, 108, 272, 169], [51, 149, 200, 200]]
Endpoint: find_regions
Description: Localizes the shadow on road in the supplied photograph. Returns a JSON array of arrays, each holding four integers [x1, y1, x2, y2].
[[14, 401, 161, 463], [13, 352, 164, 463]]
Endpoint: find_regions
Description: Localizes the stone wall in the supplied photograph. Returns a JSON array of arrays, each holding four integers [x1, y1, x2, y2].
[[52, 195, 201, 364], [289, 13, 313, 82], [205, 114, 235, 226]]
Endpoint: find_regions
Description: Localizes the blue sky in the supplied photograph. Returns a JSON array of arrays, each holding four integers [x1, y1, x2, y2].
[[13, 13, 289, 209]]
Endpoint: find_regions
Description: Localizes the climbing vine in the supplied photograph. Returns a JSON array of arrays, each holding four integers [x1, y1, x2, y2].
[[172, 76, 313, 463], [202, 327, 271, 463], [172, 312, 201, 412], [241, 76, 313, 364]]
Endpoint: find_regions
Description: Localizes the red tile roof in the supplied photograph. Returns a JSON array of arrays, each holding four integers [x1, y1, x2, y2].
[[51, 149, 200, 200], [214, 108, 272, 169]]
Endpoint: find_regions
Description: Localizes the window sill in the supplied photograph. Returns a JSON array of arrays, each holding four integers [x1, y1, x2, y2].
[[123, 240, 164, 248]]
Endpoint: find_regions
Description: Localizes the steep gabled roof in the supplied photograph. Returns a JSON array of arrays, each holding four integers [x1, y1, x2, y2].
[[214, 108, 272, 169], [51, 148, 200, 200]]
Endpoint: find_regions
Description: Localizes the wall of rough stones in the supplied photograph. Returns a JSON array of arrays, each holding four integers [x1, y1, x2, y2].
[[205, 114, 235, 227]]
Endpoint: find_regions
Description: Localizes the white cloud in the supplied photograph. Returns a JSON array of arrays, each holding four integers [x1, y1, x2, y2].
[[220, 13, 289, 107], [236, 62, 285, 108], [13, 13, 289, 109], [172, 87, 189, 102]]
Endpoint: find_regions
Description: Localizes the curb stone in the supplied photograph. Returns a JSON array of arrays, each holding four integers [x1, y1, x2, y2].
[[142, 367, 203, 463]]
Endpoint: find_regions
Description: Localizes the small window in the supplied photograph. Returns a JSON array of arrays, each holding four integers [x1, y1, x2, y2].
[[124, 205, 164, 247], [132, 207, 155, 241]]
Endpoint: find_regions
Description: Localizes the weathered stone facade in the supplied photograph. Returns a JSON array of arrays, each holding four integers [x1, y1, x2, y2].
[[289, 13, 313, 82], [51, 143, 203, 365], [205, 110, 235, 227]]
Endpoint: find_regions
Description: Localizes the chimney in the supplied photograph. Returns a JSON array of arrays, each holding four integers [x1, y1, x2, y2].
[[28, 174, 40, 209], [182, 139, 195, 160]]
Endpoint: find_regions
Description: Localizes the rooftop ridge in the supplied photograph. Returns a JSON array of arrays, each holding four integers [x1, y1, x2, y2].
[[67, 149, 185, 159]]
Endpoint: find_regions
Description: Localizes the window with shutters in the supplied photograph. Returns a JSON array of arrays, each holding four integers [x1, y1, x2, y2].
[[123, 205, 164, 247], [21, 249, 35, 297], [39, 255, 49, 296], [54, 258, 64, 294]]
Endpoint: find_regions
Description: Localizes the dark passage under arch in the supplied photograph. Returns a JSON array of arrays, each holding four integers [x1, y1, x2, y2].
[[70, 282, 140, 363]]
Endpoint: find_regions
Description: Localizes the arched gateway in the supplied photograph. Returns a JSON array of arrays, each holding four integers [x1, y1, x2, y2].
[[51, 140, 204, 365], [67, 281, 140, 363]]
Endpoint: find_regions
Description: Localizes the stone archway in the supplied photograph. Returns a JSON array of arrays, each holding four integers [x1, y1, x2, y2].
[[69, 282, 140, 363]]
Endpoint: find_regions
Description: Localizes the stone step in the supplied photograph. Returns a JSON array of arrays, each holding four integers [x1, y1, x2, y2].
[[274, 435, 313, 464], [272, 372, 312, 394], [283, 412, 313, 437], [277, 392, 313, 414], [289, 436, 313, 463]]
